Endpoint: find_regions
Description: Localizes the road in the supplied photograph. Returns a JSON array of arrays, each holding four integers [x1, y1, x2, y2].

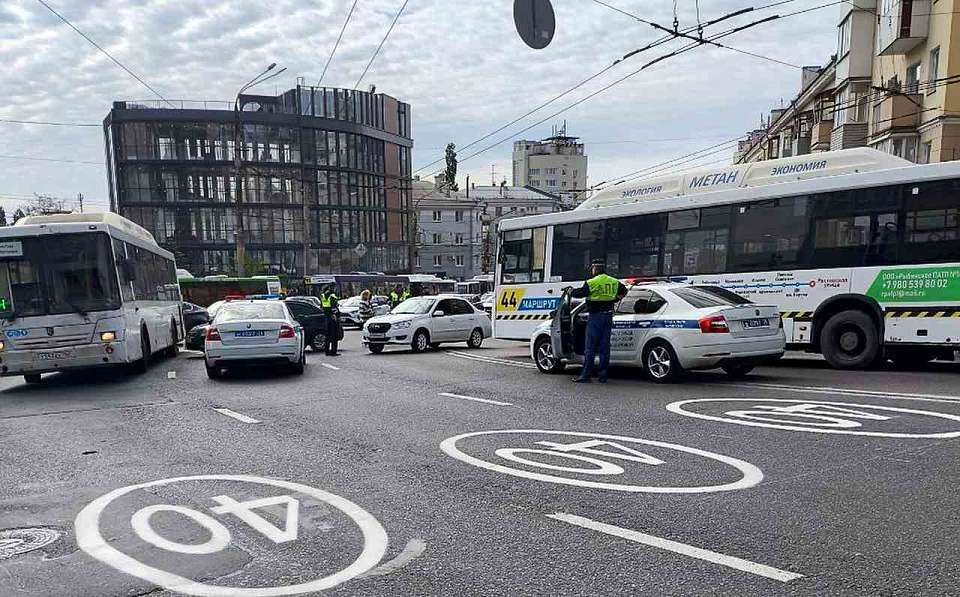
[[1, 331, 959, 596]]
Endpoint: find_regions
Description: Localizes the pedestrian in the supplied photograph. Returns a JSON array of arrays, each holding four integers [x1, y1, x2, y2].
[[319, 284, 341, 356], [390, 284, 404, 308], [358, 289, 375, 325], [568, 260, 627, 383]]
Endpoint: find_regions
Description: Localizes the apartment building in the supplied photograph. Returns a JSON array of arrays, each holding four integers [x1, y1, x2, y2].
[[512, 126, 587, 205]]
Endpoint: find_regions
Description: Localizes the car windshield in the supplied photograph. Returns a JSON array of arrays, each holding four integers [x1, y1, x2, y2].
[[480, 292, 493, 302], [673, 286, 752, 308], [339, 296, 361, 307], [392, 297, 435, 314], [0, 233, 121, 317], [216, 302, 286, 322]]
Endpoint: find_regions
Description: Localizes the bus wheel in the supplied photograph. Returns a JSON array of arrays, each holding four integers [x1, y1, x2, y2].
[[23, 373, 41, 385], [164, 321, 178, 358], [820, 309, 879, 370], [132, 328, 150, 374]]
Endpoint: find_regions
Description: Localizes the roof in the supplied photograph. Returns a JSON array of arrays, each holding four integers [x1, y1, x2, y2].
[[15, 211, 158, 245], [578, 148, 910, 211]]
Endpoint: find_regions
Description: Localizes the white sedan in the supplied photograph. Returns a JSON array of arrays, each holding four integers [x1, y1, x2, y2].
[[362, 294, 493, 353], [531, 283, 785, 382], [204, 300, 305, 379]]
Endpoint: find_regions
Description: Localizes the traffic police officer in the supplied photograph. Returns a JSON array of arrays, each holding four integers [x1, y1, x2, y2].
[[319, 284, 341, 356], [390, 284, 405, 308], [569, 260, 627, 383]]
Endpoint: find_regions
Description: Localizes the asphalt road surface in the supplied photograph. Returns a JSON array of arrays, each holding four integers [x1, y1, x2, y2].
[[2, 332, 959, 596]]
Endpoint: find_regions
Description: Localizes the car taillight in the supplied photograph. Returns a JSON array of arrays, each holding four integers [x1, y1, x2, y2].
[[206, 327, 221, 341], [698, 315, 729, 333], [279, 324, 295, 338]]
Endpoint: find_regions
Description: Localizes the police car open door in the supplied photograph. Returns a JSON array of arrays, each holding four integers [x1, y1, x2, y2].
[[551, 290, 574, 362]]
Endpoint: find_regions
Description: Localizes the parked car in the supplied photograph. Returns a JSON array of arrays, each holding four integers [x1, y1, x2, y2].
[[286, 295, 324, 310], [185, 300, 226, 351], [531, 283, 785, 382], [362, 294, 492, 354], [284, 298, 335, 352], [339, 295, 392, 327], [182, 302, 209, 331], [480, 292, 494, 315], [204, 300, 305, 378]]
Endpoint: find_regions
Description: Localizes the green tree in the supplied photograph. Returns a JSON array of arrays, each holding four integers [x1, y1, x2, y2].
[[11, 208, 25, 224], [0, 206, 7, 227], [444, 143, 459, 191], [242, 254, 267, 276]]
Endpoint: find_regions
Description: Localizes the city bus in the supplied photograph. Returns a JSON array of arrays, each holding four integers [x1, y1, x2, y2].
[[0, 212, 182, 383], [455, 275, 495, 296], [303, 273, 456, 299], [493, 148, 960, 369], [179, 275, 282, 306]]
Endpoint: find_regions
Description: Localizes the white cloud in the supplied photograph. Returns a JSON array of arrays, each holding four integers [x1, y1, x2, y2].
[[0, 0, 840, 208]]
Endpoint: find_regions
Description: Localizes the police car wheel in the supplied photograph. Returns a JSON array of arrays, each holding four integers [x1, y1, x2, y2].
[[310, 333, 326, 352], [644, 341, 681, 383], [411, 330, 429, 353], [534, 335, 564, 374]]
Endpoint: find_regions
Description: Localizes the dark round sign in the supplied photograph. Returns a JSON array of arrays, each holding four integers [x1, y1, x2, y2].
[[513, 0, 556, 50]]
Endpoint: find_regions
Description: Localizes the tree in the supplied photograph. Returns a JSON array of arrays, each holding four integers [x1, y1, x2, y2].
[[11, 208, 25, 224], [0, 206, 8, 227], [444, 143, 459, 191]]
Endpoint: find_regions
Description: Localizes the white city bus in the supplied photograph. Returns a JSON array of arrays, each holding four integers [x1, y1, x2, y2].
[[493, 148, 960, 369], [0, 212, 183, 383]]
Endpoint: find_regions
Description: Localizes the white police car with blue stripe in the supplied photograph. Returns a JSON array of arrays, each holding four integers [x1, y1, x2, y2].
[[530, 283, 785, 382]]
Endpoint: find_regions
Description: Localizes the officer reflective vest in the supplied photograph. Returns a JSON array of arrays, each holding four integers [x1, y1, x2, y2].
[[390, 291, 400, 304], [586, 273, 620, 302], [400, 290, 410, 301], [320, 293, 338, 308]]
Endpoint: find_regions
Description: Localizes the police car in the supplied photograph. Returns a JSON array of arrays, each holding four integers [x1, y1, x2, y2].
[[531, 283, 785, 382]]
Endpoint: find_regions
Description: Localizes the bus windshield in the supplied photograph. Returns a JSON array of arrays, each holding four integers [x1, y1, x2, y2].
[[0, 233, 121, 317]]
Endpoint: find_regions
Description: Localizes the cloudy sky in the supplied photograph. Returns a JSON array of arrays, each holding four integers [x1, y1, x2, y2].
[[0, 0, 841, 212]]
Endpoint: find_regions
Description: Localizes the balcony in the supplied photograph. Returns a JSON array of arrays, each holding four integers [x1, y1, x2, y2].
[[877, 0, 929, 55], [811, 120, 834, 148], [871, 94, 923, 137]]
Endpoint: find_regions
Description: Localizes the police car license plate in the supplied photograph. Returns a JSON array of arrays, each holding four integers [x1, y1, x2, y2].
[[742, 318, 770, 329], [369, 333, 385, 339], [234, 330, 265, 337]]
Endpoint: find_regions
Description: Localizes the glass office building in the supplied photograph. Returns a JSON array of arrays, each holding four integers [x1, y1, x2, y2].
[[103, 87, 413, 277]]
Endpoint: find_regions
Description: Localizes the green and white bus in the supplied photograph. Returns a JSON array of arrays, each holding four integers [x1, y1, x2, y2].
[[493, 148, 960, 369]]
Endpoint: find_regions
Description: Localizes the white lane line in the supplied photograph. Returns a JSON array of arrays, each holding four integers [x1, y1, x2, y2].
[[359, 538, 427, 578], [548, 513, 803, 583], [321, 363, 341, 371], [446, 350, 537, 369], [725, 382, 960, 404], [212, 408, 261, 424], [438, 392, 514, 407]]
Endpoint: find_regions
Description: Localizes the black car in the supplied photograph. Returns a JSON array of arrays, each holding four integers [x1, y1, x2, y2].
[[185, 323, 209, 351], [182, 302, 210, 331], [284, 299, 338, 352]]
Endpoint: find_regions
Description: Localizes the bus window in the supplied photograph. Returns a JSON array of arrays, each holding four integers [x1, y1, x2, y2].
[[903, 179, 960, 263], [731, 196, 810, 272], [551, 222, 604, 281], [605, 214, 663, 278], [811, 186, 900, 267], [664, 206, 729, 276], [500, 228, 545, 283]]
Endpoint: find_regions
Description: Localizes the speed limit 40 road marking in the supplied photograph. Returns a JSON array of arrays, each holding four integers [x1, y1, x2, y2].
[[74, 475, 388, 597]]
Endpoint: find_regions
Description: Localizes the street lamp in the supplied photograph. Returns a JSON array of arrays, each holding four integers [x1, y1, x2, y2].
[[233, 63, 286, 276]]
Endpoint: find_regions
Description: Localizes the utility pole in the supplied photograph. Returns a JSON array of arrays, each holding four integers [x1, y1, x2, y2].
[[77, 193, 83, 213], [233, 100, 247, 277]]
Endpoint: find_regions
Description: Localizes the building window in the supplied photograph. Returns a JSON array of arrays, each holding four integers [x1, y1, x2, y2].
[[415, 254, 421, 268], [546, 179, 557, 186], [837, 15, 851, 57], [531, 179, 541, 186], [906, 62, 921, 94], [928, 47, 940, 89], [562, 181, 567, 188], [433, 255, 442, 267], [455, 210, 463, 222], [546, 167, 558, 175], [455, 255, 464, 267], [432, 210, 442, 222], [455, 233, 464, 245], [921, 141, 933, 164], [496, 206, 503, 217], [432, 233, 442, 244], [528, 168, 540, 175]]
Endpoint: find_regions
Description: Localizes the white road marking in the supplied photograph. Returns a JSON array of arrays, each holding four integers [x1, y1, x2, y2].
[[438, 392, 514, 407], [727, 382, 960, 404], [75, 475, 389, 597], [321, 363, 341, 371], [213, 408, 261, 424], [445, 350, 537, 369], [359, 538, 427, 578], [440, 430, 763, 494], [667, 398, 960, 438], [548, 513, 803, 583]]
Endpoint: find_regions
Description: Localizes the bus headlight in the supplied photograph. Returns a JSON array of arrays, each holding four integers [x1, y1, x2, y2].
[[100, 331, 116, 342], [0, 340, 5, 351]]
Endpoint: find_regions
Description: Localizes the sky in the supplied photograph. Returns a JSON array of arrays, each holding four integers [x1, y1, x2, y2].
[[0, 0, 843, 212]]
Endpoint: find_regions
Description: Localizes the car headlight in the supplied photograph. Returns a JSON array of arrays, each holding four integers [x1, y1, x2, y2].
[[0, 340, 5, 351], [394, 321, 412, 330], [100, 331, 116, 342]]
